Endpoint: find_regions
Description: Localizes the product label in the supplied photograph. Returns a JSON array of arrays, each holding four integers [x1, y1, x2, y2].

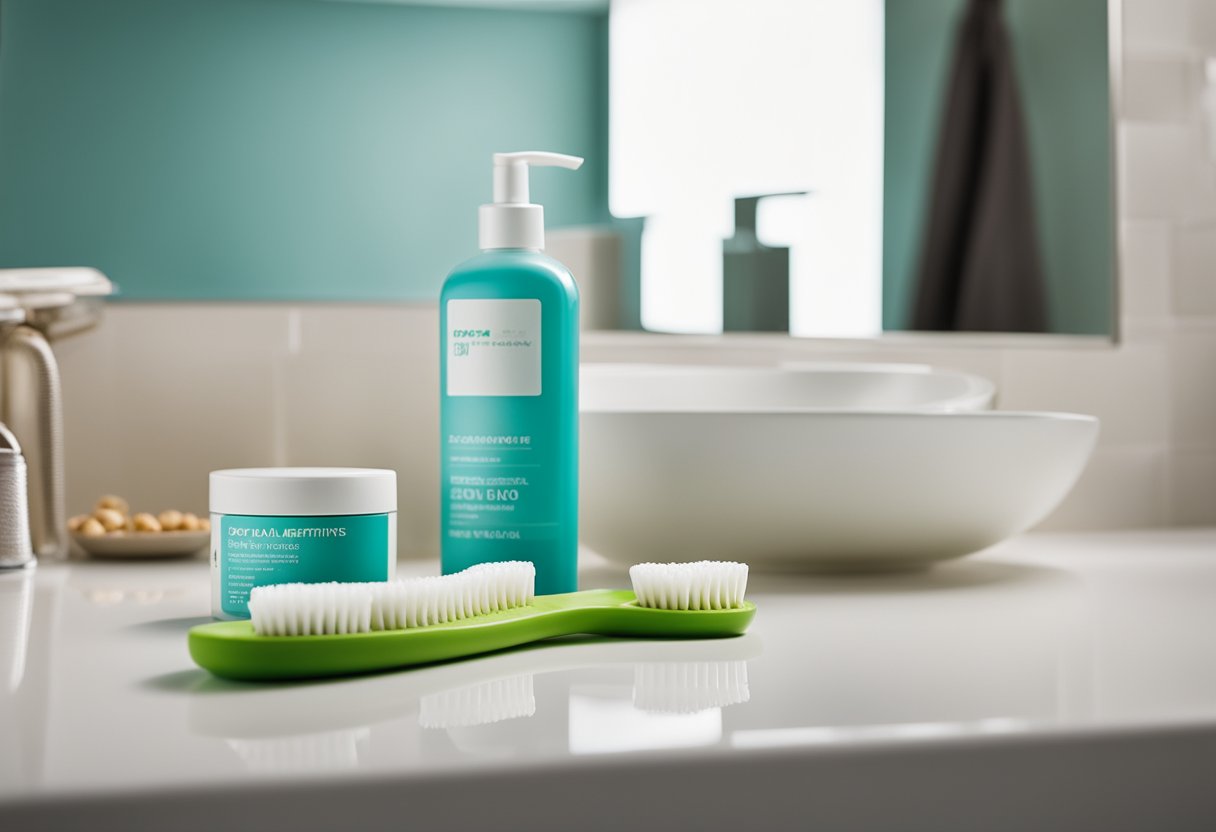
[[442, 426, 565, 586], [445, 432, 538, 537], [215, 514, 390, 618], [446, 298, 541, 397]]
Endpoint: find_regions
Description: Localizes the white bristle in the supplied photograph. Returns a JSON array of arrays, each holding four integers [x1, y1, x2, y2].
[[248, 561, 536, 637], [367, 561, 535, 631], [628, 561, 749, 610], [248, 582, 373, 637]]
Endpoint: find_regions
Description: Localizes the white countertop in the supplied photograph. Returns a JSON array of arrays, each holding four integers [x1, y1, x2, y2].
[[3, 530, 1216, 830]]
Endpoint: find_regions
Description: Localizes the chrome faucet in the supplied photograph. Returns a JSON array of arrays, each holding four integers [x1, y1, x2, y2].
[[1, 325, 67, 560], [0, 269, 113, 562]]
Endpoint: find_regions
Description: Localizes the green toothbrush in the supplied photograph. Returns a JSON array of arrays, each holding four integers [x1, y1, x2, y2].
[[189, 561, 754, 682]]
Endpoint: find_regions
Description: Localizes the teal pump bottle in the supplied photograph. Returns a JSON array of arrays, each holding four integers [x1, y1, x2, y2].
[[440, 151, 583, 595]]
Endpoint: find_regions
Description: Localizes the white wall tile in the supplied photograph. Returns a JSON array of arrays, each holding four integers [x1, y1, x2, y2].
[[1190, 0, 1216, 53], [1120, 124, 1216, 221], [1121, 56, 1195, 122], [1171, 221, 1216, 316], [1170, 325, 1216, 449], [1121, 0, 1192, 56], [1120, 221, 1172, 321], [1034, 446, 1169, 531], [1170, 448, 1216, 524], [1000, 342, 1170, 447], [293, 304, 435, 356], [106, 303, 291, 357]]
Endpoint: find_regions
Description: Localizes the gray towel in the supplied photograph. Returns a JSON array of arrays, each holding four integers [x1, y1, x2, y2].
[[910, 0, 1048, 333]]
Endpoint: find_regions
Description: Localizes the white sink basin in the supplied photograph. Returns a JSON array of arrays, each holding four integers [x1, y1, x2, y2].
[[581, 363, 995, 413], [579, 363, 1097, 571]]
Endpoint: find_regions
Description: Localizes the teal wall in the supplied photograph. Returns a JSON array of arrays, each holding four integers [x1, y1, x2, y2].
[[883, 0, 1114, 335], [0, 0, 609, 301]]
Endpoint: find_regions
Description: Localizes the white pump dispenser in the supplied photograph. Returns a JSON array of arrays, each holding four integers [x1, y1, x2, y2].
[[478, 151, 584, 251]]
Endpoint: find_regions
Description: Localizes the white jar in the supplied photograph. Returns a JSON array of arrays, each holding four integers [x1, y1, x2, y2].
[[209, 468, 397, 620]]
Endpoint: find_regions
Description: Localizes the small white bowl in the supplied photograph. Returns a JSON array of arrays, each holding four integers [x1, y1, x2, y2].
[[72, 530, 209, 560]]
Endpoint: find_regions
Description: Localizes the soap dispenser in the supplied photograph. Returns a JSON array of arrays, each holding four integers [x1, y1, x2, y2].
[[722, 192, 807, 332], [439, 151, 583, 595]]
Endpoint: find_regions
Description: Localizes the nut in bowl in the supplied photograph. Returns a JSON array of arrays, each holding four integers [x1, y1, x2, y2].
[[70, 495, 210, 559]]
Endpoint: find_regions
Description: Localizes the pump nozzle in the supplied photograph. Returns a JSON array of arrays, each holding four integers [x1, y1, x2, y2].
[[480, 151, 585, 251]]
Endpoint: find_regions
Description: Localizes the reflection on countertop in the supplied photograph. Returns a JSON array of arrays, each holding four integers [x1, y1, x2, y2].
[[4, 529, 1216, 802], [182, 634, 759, 774]]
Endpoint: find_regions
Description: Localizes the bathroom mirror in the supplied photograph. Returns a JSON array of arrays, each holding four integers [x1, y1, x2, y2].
[[0, 0, 1116, 339], [610, 0, 1116, 338]]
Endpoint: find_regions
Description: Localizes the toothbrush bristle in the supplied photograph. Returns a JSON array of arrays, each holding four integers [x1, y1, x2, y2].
[[248, 561, 536, 637], [368, 561, 535, 631], [248, 582, 372, 637], [628, 561, 749, 611]]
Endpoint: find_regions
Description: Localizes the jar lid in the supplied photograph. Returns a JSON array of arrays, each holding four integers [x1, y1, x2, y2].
[[210, 468, 396, 517]]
